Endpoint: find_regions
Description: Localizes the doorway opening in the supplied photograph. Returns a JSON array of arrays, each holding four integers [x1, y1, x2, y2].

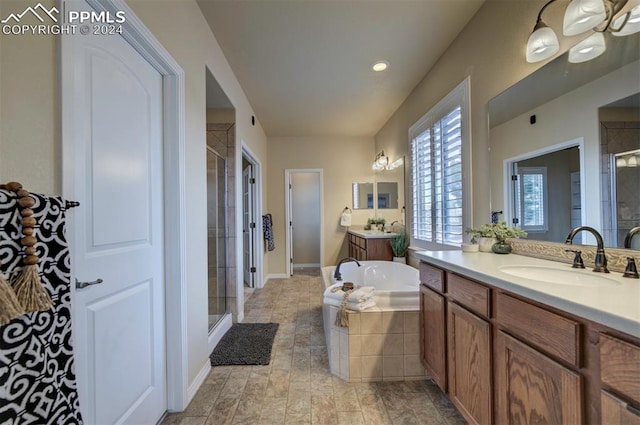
[[285, 169, 324, 276], [504, 139, 585, 244], [205, 67, 235, 338]]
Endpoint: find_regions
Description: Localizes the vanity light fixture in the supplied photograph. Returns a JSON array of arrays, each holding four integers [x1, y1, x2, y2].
[[568, 32, 607, 62], [526, 0, 561, 62], [372, 150, 389, 171], [526, 0, 640, 63], [372, 61, 389, 72]]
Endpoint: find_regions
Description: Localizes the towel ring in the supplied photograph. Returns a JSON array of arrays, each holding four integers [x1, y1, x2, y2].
[[343, 207, 352, 213]]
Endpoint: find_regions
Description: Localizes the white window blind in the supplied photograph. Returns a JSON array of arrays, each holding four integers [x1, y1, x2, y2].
[[409, 79, 470, 249], [515, 166, 548, 232]]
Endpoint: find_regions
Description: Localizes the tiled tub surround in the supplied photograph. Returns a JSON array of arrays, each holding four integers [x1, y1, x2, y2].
[[323, 306, 426, 382], [321, 263, 426, 382]]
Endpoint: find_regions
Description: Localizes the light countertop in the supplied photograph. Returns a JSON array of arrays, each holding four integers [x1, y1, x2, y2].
[[415, 250, 640, 338], [348, 229, 398, 239]]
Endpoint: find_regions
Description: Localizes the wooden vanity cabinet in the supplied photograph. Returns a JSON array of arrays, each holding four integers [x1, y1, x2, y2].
[[418, 259, 640, 425], [347, 233, 393, 261], [419, 263, 492, 425], [599, 333, 640, 424]]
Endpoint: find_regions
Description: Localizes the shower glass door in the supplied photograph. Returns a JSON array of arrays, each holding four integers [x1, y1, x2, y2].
[[207, 147, 228, 331]]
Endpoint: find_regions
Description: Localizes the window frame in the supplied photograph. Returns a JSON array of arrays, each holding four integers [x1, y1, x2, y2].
[[408, 77, 472, 250]]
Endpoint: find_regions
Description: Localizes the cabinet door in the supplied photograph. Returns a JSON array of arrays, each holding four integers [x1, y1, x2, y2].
[[420, 285, 447, 391], [447, 302, 492, 425], [496, 331, 583, 424]]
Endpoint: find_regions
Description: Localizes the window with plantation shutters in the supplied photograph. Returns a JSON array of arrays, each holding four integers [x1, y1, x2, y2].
[[409, 79, 470, 249], [514, 166, 548, 232]]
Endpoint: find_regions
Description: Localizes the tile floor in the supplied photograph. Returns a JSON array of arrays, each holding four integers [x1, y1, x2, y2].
[[162, 268, 466, 425]]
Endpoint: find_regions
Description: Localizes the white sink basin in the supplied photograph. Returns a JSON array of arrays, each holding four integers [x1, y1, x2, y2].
[[498, 265, 621, 287]]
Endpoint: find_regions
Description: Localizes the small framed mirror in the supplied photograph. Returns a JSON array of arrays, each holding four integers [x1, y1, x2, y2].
[[352, 182, 374, 209], [376, 182, 399, 209]]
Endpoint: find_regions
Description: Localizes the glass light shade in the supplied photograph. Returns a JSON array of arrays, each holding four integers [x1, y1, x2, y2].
[[563, 0, 607, 36], [628, 155, 638, 167], [616, 157, 627, 167], [526, 25, 560, 63], [568, 32, 607, 63], [611, 6, 640, 36]]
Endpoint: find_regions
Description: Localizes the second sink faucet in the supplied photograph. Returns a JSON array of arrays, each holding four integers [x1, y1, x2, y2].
[[565, 226, 609, 273], [624, 226, 640, 249], [334, 257, 361, 281]]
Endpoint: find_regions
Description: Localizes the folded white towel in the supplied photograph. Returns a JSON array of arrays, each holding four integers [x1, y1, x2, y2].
[[323, 297, 377, 311], [340, 212, 352, 227], [323, 284, 375, 303]]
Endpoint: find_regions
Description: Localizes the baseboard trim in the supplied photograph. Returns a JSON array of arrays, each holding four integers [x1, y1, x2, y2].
[[267, 273, 289, 280], [187, 360, 211, 404], [293, 263, 320, 269]]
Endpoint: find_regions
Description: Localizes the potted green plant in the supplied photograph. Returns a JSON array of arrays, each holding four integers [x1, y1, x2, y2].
[[491, 221, 527, 254], [465, 223, 498, 252], [389, 232, 409, 263], [465, 222, 526, 253]]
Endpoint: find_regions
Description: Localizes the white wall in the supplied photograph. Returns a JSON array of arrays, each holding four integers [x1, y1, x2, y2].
[[0, 0, 58, 193], [0, 0, 269, 395], [267, 136, 374, 275], [291, 172, 321, 266]]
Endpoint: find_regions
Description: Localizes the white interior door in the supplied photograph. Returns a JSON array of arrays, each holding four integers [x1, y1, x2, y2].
[[242, 165, 255, 287], [63, 1, 166, 423]]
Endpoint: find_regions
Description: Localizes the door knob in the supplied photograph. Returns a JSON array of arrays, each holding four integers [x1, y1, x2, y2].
[[75, 278, 104, 289]]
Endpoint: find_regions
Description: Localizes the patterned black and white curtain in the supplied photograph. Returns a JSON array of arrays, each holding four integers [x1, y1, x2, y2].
[[0, 189, 83, 424]]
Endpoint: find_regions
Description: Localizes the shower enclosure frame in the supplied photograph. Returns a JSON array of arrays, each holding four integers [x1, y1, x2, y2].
[[206, 146, 229, 332]]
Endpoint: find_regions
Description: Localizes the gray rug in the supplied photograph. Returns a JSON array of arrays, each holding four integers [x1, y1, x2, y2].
[[210, 323, 279, 366]]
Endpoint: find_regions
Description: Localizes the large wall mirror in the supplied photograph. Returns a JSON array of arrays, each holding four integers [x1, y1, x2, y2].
[[489, 31, 640, 249]]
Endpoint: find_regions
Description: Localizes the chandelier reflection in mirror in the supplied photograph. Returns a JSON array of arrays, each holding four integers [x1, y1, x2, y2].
[[526, 0, 640, 63]]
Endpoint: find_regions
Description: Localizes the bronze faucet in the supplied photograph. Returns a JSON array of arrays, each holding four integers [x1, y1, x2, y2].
[[624, 226, 640, 249], [333, 257, 361, 281], [565, 226, 609, 273]]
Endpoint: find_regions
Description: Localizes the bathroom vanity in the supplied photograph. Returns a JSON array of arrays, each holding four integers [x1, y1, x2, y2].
[[416, 250, 640, 425], [347, 230, 395, 261]]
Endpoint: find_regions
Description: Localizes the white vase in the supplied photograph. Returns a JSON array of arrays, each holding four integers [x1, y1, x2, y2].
[[393, 256, 406, 263], [461, 243, 479, 253], [478, 237, 497, 252]]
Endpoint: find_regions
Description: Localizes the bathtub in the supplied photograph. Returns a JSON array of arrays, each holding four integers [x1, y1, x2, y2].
[[323, 260, 420, 309], [321, 260, 426, 382]]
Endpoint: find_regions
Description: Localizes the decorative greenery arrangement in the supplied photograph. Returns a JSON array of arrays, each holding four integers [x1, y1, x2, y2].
[[364, 217, 386, 230], [389, 232, 410, 257], [465, 221, 527, 243]]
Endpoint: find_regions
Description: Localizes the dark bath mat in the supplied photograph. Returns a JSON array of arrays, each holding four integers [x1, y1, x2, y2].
[[210, 323, 279, 366]]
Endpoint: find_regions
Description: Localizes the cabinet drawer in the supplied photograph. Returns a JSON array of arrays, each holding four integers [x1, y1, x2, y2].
[[420, 262, 445, 292], [448, 274, 490, 318], [600, 333, 640, 403], [601, 390, 640, 425], [496, 293, 581, 367]]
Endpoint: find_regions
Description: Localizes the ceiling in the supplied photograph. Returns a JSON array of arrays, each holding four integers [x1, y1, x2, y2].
[[197, 0, 485, 137]]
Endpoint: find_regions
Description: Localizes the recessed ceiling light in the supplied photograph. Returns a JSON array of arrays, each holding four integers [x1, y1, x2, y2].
[[372, 61, 389, 72]]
